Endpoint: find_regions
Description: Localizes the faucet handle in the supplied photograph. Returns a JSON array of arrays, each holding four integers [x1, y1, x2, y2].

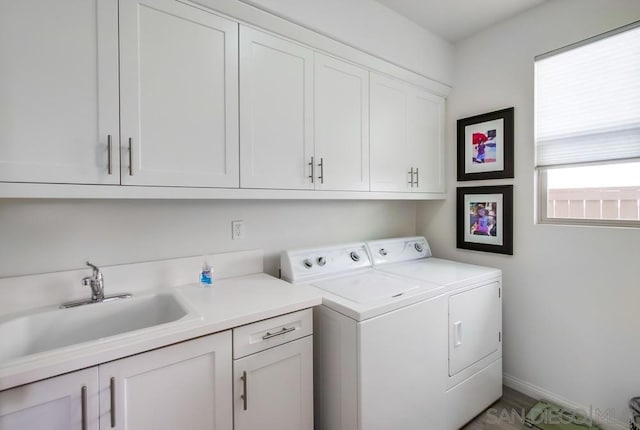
[[86, 261, 100, 273]]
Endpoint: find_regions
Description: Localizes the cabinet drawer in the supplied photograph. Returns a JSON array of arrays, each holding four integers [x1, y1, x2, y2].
[[233, 309, 312, 359]]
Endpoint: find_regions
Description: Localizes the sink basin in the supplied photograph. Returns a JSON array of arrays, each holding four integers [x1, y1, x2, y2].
[[0, 292, 199, 364]]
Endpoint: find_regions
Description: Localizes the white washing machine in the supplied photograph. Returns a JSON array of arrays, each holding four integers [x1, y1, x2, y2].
[[366, 236, 503, 429], [281, 242, 450, 430]]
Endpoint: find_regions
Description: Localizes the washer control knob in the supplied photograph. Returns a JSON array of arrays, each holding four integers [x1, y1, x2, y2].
[[350, 251, 361, 262], [303, 259, 313, 269], [379, 248, 388, 256], [415, 243, 424, 253], [317, 257, 327, 266]]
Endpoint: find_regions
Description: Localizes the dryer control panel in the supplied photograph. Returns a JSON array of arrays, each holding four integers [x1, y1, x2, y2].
[[366, 236, 431, 266]]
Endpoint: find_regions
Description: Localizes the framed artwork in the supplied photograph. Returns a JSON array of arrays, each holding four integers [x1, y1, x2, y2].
[[457, 107, 514, 181], [456, 185, 513, 255]]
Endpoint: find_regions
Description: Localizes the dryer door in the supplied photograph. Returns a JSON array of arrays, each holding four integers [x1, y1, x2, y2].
[[449, 282, 501, 376]]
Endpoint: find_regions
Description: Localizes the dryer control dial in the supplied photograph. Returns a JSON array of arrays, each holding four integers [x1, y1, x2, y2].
[[350, 251, 361, 262], [379, 248, 388, 256], [317, 257, 327, 266], [303, 259, 313, 269], [415, 243, 424, 253]]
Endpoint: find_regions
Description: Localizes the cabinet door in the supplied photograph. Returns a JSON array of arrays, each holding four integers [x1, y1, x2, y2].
[[0, 0, 119, 184], [234, 336, 313, 430], [119, 0, 239, 187], [369, 73, 411, 192], [314, 53, 369, 191], [239, 26, 314, 190], [99, 331, 232, 430], [449, 282, 501, 376], [0, 367, 99, 430], [408, 89, 445, 193]]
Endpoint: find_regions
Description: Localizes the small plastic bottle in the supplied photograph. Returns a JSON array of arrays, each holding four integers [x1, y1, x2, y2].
[[200, 261, 213, 287]]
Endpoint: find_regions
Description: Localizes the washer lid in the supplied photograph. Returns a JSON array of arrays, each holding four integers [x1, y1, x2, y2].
[[311, 271, 422, 304], [378, 258, 500, 286]]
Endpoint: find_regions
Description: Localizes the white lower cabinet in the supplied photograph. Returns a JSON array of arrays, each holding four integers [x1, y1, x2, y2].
[[0, 310, 315, 430], [233, 309, 314, 430], [0, 367, 99, 430], [0, 331, 232, 430], [234, 336, 313, 430], [100, 331, 233, 430]]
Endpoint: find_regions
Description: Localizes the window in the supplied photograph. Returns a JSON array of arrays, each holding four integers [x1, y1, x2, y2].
[[535, 22, 640, 226]]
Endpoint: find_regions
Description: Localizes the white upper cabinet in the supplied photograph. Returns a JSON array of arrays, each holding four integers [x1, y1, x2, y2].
[[239, 26, 314, 190], [408, 89, 445, 193], [0, 0, 120, 185], [0, 0, 447, 198], [370, 73, 445, 193], [370, 73, 409, 192], [119, 0, 239, 187], [314, 53, 370, 191]]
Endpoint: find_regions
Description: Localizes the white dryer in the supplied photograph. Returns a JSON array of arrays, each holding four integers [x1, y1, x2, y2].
[[281, 242, 450, 430], [366, 236, 503, 429]]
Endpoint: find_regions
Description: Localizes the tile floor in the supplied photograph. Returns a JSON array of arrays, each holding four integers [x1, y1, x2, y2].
[[463, 386, 537, 429]]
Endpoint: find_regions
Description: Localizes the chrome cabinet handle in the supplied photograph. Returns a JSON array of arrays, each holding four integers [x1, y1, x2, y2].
[[107, 135, 112, 175], [128, 138, 133, 176], [317, 158, 324, 184], [81, 385, 88, 430], [414, 167, 419, 187], [240, 371, 248, 410], [408, 167, 414, 187], [110, 377, 116, 428], [262, 326, 296, 340], [308, 156, 314, 183]]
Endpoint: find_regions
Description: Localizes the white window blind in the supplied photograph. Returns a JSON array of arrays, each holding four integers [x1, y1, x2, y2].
[[535, 24, 640, 168]]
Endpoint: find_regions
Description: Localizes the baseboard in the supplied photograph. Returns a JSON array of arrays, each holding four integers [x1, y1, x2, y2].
[[503, 373, 628, 430]]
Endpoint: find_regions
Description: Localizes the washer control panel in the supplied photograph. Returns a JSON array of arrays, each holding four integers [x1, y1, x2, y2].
[[281, 243, 371, 282]]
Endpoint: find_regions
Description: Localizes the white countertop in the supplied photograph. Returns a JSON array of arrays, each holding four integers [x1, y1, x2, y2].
[[0, 273, 321, 391]]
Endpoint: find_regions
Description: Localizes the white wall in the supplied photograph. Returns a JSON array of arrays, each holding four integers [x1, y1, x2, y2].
[[0, 199, 416, 278], [417, 1, 640, 427], [239, 0, 453, 85]]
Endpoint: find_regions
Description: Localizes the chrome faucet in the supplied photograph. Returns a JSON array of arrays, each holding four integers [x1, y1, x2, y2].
[[60, 261, 131, 308], [82, 261, 104, 302]]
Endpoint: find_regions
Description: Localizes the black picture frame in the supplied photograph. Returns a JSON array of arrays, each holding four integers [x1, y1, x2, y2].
[[456, 185, 513, 255], [457, 107, 514, 181]]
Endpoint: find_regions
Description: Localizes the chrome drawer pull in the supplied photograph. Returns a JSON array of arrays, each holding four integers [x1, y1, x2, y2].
[[110, 377, 116, 428], [408, 167, 414, 187], [308, 156, 315, 184], [240, 371, 248, 410], [81, 385, 87, 430], [107, 135, 112, 175], [262, 326, 295, 340], [128, 138, 133, 176], [317, 157, 324, 184]]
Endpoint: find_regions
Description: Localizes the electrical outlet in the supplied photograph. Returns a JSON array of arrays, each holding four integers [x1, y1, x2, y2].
[[231, 220, 245, 240]]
